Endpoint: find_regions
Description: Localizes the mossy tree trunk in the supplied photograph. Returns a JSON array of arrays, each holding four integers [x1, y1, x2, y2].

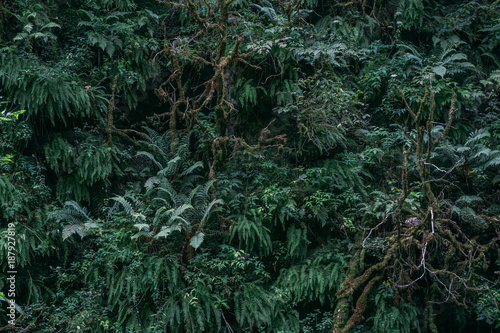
[[331, 88, 491, 332]]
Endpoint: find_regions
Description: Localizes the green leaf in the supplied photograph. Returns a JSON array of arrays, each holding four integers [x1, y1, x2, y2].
[[1, 154, 14, 162], [432, 65, 447, 77], [84, 222, 100, 229], [41, 22, 61, 30], [154, 225, 181, 239], [134, 223, 150, 231], [189, 231, 205, 250]]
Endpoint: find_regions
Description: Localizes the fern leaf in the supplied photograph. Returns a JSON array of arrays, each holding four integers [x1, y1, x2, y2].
[[189, 231, 205, 250]]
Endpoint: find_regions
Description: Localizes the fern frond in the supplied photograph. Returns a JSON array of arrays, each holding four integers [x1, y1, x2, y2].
[[235, 283, 274, 328], [76, 144, 113, 185], [0, 175, 17, 218], [44, 137, 76, 173], [229, 211, 272, 256], [278, 248, 348, 305], [287, 225, 309, 259], [136, 151, 163, 170], [111, 193, 143, 215], [49, 201, 99, 240], [158, 156, 182, 178], [178, 161, 203, 178], [465, 129, 490, 146], [456, 195, 483, 204], [484, 155, 500, 168], [56, 174, 90, 202]]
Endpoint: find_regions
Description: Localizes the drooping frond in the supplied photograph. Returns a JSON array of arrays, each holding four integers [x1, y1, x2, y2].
[[0, 175, 17, 218], [44, 137, 76, 174], [322, 159, 369, 196], [229, 210, 273, 256], [49, 201, 99, 240], [76, 143, 114, 185], [45, 137, 121, 202], [110, 193, 143, 216], [0, 49, 104, 126], [278, 242, 350, 305], [234, 283, 274, 328], [454, 128, 500, 171]]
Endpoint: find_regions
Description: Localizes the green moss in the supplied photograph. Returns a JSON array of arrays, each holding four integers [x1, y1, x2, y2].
[[333, 238, 364, 331], [342, 276, 381, 333], [428, 305, 438, 333]]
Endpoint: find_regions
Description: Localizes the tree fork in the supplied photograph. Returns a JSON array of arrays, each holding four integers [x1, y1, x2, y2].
[[341, 275, 382, 333], [332, 238, 364, 333], [333, 237, 400, 332]]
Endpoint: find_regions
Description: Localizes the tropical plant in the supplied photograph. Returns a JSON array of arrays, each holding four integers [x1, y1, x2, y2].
[[1, 0, 500, 331]]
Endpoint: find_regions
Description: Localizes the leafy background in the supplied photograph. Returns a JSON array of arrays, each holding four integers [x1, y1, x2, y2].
[[0, 0, 499, 332]]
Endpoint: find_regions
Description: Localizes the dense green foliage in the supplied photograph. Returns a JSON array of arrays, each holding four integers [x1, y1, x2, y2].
[[0, 0, 499, 332]]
